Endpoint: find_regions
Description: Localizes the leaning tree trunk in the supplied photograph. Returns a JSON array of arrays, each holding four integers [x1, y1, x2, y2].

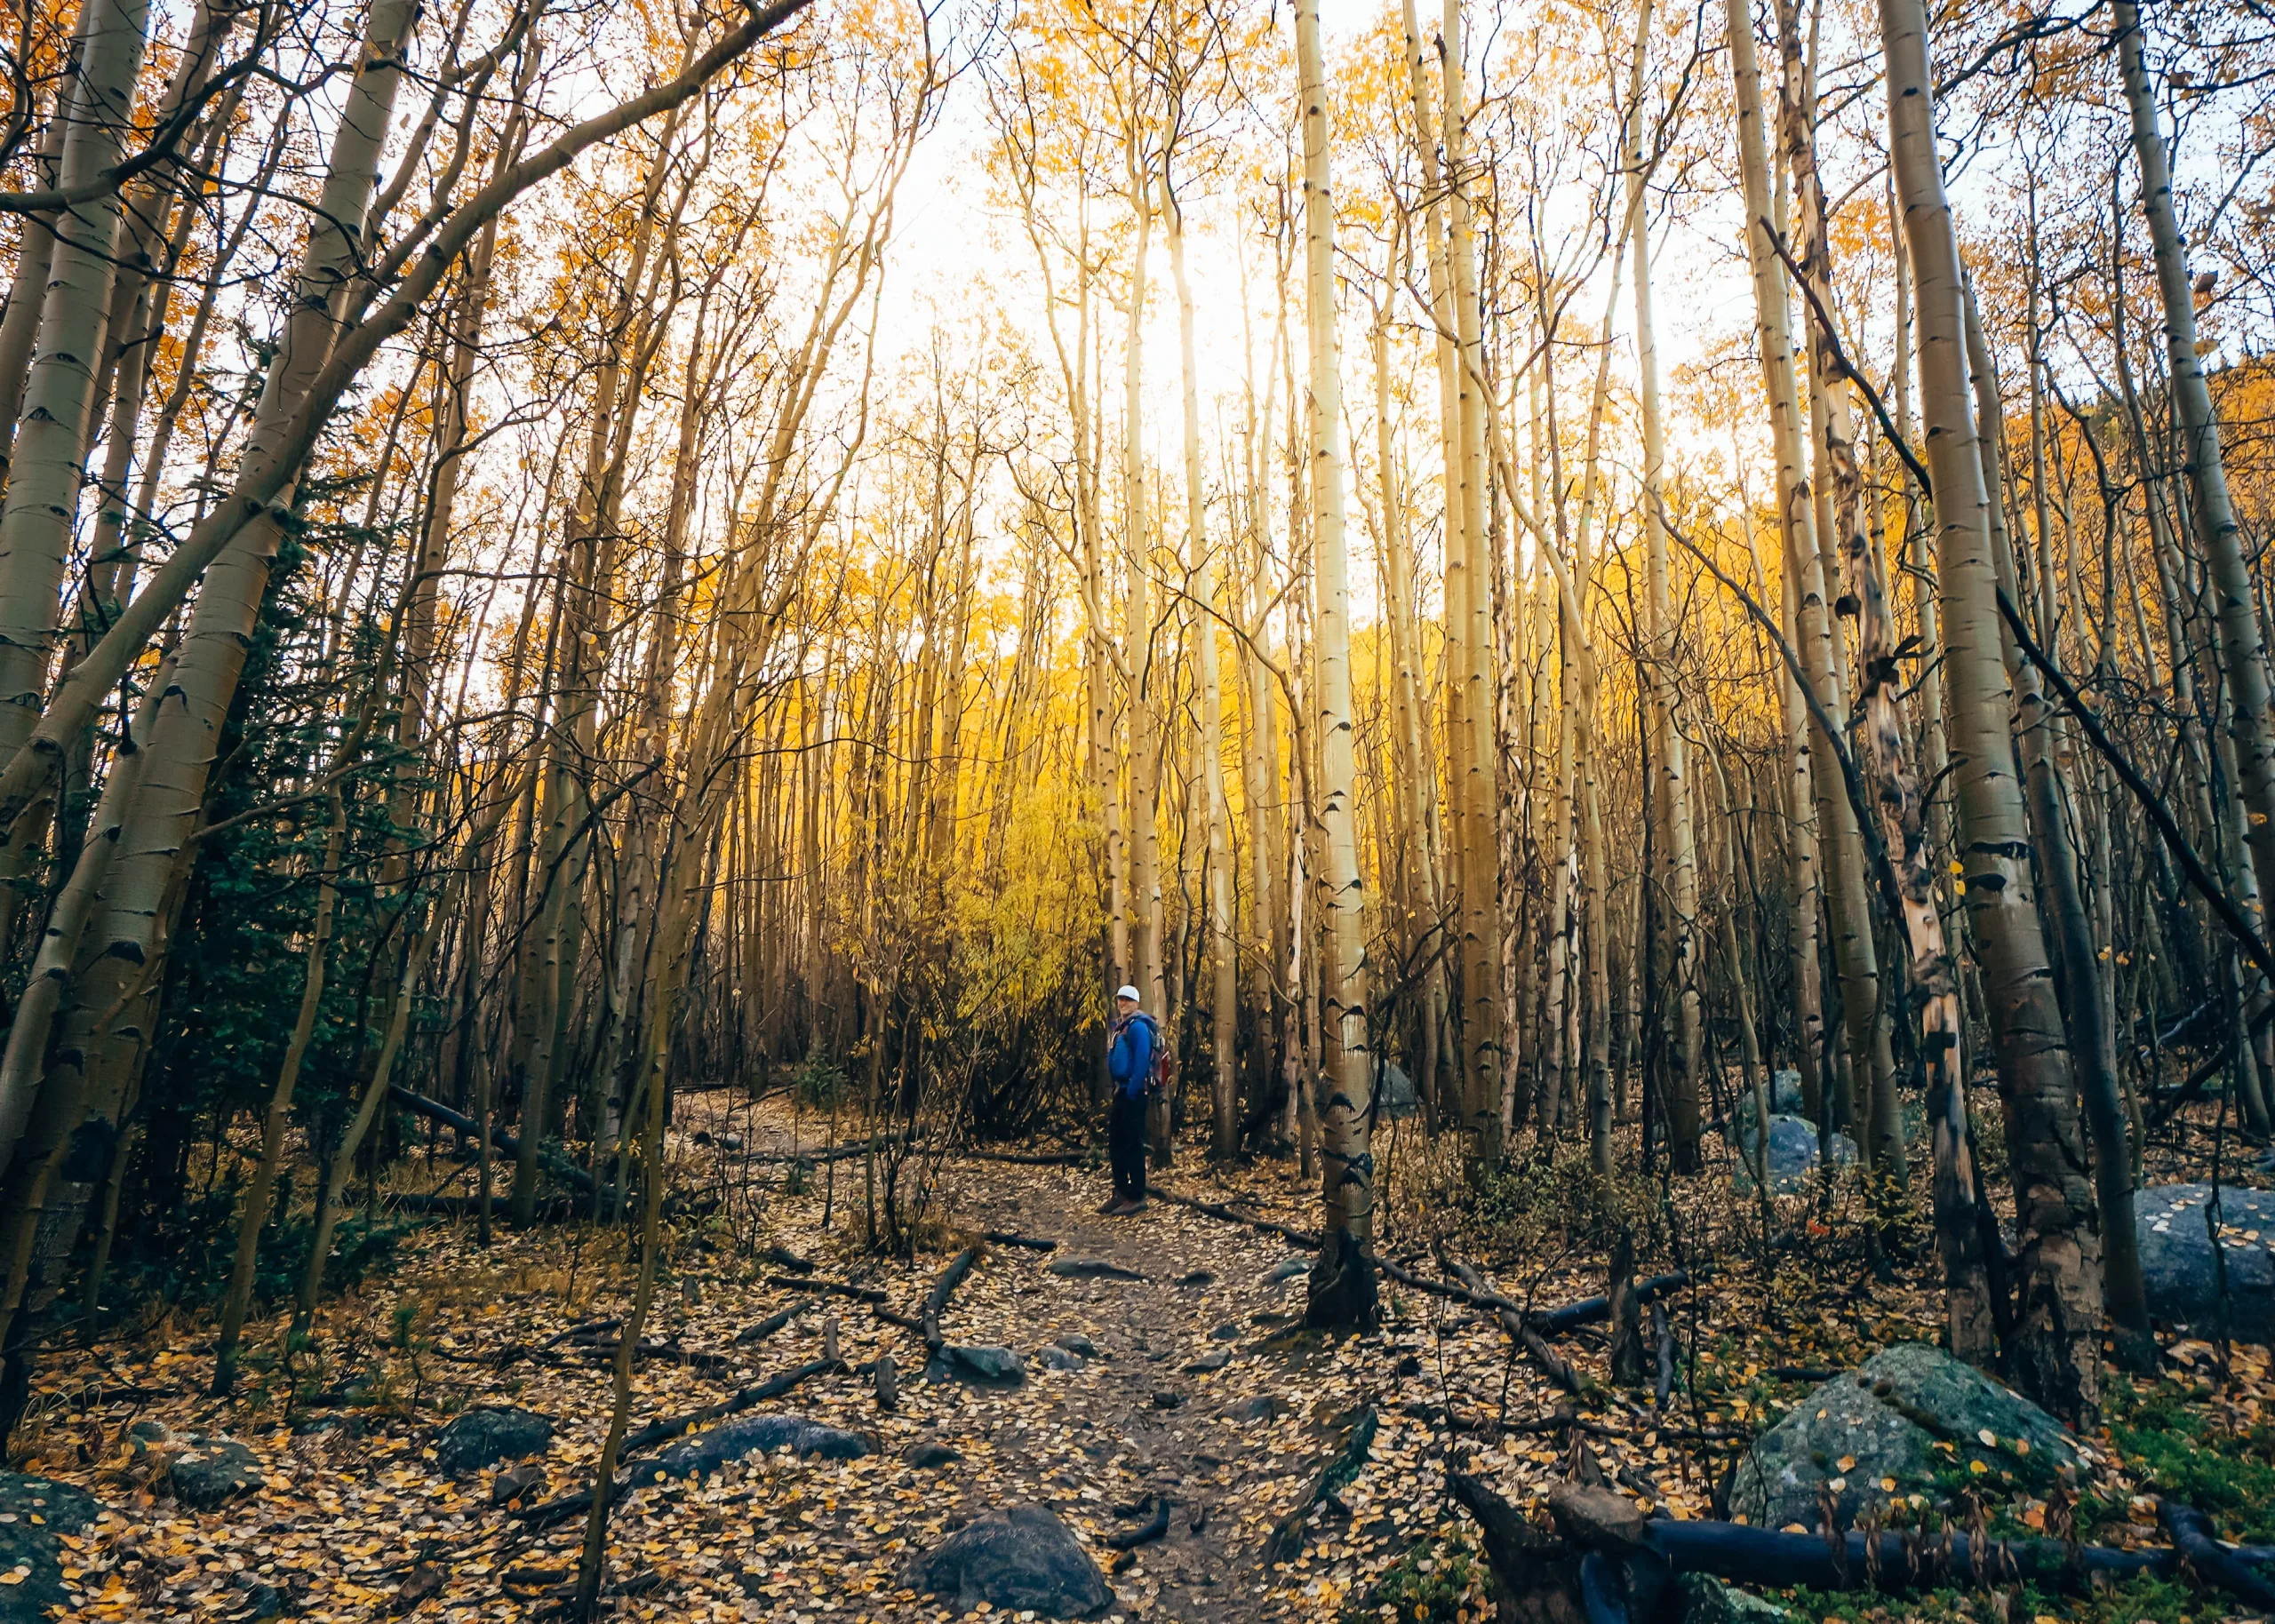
[[1959, 286, 2155, 1374], [0, 0, 425, 1391], [1725, 0, 1995, 1353], [1881, 0, 2103, 1423], [0, 0, 155, 933]]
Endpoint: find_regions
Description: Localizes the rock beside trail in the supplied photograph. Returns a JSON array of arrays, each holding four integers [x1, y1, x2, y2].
[[1728, 1343, 2080, 1532], [1263, 1257, 1310, 1284], [638, 1414, 870, 1481], [1034, 1345, 1085, 1372], [2135, 1183, 2275, 1341], [1677, 1572, 1792, 1623], [434, 1406, 554, 1476], [927, 1344, 1026, 1389], [1377, 1062, 1418, 1119], [1047, 1256, 1145, 1282], [909, 1504, 1112, 1618], [1732, 1114, 1856, 1190], [0, 1475, 95, 1624], [166, 1431, 261, 1510], [1052, 1332, 1098, 1358], [1736, 1072, 1806, 1128], [904, 1440, 962, 1469]]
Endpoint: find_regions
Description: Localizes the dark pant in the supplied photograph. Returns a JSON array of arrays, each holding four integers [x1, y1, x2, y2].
[[1108, 1091, 1147, 1204]]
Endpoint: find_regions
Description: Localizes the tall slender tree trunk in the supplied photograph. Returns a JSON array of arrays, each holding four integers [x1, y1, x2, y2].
[[212, 790, 347, 1394], [1165, 171, 1238, 1161], [1294, 0, 1374, 1327], [1625, 18, 1704, 1172], [1959, 288, 2155, 1374], [1882, 0, 2102, 1421], [2114, 1, 2275, 941]]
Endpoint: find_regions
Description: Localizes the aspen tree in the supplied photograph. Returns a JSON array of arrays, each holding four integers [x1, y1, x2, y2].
[[2113, 2, 2275, 952], [1881, 0, 2102, 1420], [1165, 164, 1240, 1159], [1290, 0, 1372, 1325], [1624, 0, 1704, 1172]]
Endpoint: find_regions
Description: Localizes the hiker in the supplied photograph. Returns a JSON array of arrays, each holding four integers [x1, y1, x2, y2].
[[1103, 983, 1156, 1214]]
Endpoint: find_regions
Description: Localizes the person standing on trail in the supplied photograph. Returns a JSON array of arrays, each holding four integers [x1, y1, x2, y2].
[[1103, 984, 1157, 1215]]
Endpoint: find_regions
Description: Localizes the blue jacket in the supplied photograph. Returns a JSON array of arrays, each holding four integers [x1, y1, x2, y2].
[[1108, 1013, 1157, 1100]]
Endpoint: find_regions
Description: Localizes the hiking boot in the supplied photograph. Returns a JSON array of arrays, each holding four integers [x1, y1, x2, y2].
[[1095, 1197, 1122, 1214]]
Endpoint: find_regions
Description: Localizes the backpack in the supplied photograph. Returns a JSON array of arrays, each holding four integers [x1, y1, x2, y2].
[[1129, 1013, 1169, 1099]]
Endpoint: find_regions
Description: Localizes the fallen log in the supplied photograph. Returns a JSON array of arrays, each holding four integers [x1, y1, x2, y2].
[[1447, 1260, 1584, 1397], [765, 1245, 817, 1274], [1107, 1496, 1171, 1551], [1381, 1258, 1694, 1337], [614, 1357, 846, 1457], [1153, 1189, 1321, 1249], [2163, 1500, 2275, 1611], [1449, 1476, 2275, 1620], [921, 1245, 981, 1351], [734, 1299, 817, 1345], [387, 1086, 597, 1192], [765, 1275, 886, 1303]]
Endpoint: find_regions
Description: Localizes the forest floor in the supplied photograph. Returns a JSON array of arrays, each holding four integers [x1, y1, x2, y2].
[[15, 1087, 2275, 1624]]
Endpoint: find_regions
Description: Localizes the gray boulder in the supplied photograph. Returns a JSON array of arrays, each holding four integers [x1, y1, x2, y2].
[[1053, 1332, 1098, 1358], [910, 1504, 1111, 1618], [1733, 1114, 1856, 1190], [1034, 1345, 1085, 1372], [904, 1440, 962, 1469], [2135, 1183, 2275, 1342], [1377, 1062, 1418, 1119], [1678, 1572, 1791, 1623], [1737, 1072, 1806, 1128], [1729, 1343, 2079, 1531], [1047, 1256, 1145, 1282], [636, 1414, 869, 1482], [0, 1475, 96, 1624], [927, 1344, 1026, 1389], [168, 1432, 260, 1510], [1263, 1257, 1310, 1284], [434, 1406, 554, 1476]]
